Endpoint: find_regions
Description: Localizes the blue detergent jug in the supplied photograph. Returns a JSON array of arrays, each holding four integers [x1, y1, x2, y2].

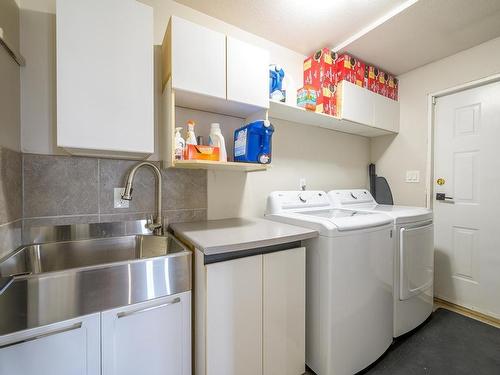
[[234, 120, 274, 164]]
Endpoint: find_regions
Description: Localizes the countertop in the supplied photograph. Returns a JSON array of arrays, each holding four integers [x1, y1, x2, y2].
[[170, 217, 318, 255]]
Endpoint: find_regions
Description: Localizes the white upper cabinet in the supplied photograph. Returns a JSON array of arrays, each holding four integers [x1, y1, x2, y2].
[[56, 0, 154, 158], [165, 16, 226, 99], [162, 17, 270, 117], [226, 36, 269, 109], [337, 81, 400, 134]]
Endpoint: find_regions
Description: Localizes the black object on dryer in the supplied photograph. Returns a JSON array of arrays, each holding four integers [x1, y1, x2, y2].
[[369, 163, 394, 205]]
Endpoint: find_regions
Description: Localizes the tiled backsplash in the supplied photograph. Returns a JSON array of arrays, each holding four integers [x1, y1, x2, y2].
[[0, 152, 207, 257], [0, 147, 23, 258]]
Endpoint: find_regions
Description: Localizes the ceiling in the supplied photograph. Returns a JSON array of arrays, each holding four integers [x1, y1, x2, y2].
[[342, 0, 500, 75], [174, 0, 411, 56], [175, 0, 500, 75]]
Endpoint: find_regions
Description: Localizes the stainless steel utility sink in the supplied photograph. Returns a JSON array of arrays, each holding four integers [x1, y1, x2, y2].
[[0, 221, 192, 337], [0, 234, 185, 278]]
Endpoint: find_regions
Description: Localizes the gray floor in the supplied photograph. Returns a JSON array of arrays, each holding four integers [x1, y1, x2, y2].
[[306, 308, 500, 375]]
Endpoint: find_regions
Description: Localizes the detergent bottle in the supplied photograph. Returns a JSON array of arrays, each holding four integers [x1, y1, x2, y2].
[[185, 120, 197, 145], [208, 123, 227, 162], [234, 120, 274, 164], [174, 127, 185, 160]]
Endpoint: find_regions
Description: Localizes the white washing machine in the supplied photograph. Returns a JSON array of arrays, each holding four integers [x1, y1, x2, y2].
[[265, 191, 394, 375], [328, 189, 434, 337]]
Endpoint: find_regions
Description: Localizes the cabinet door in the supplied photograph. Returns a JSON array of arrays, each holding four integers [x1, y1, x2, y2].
[[56, 0, 154, 156], [0, 313, 100, 375], [373, 93, 400, 133], [171, 16, 226, 99], [102, 292, 191, 375], [226, 36, 269, 109], [338, 80, 374, 125], [206, 255, 263, 375], [263, 248, 306, 375]]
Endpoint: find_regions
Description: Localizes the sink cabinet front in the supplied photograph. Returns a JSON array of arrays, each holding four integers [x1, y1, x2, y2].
[[101, 291, 192, 375], [0, 313, 101, 375], [0, 292, 191, 375]]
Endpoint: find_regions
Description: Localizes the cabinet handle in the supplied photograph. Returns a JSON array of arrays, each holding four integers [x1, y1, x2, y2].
[[117, 297, 181, 319], [0, 322, 82, 349]]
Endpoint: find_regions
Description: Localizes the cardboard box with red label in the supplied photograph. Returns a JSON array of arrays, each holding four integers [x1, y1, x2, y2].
[[303, 49, 398, 112], [387, 76, 399, 101], [334, 53, 366, 88], [315, 83, 337, 116], [303, 48, 335, 88]]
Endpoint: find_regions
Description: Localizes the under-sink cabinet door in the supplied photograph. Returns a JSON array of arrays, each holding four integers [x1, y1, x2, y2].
[[263, 247, 306, 375], [0, 313, 100, 375], [206, 255, 263, 375], [101, 291, 191, 375]]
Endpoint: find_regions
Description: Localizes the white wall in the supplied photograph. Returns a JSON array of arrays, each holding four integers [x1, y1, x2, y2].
[[371, 36, 500, 207], [18, 0, 371, 219], [0, 0, 21, 151]]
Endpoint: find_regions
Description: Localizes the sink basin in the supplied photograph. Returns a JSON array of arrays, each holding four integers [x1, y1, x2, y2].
[[0, 234, 185, 278], [0, 221, 192, 337]]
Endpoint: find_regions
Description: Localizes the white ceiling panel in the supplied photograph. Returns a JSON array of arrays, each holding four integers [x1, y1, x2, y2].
[[340, 0, 500, 75], [174, 0, 410, 56]]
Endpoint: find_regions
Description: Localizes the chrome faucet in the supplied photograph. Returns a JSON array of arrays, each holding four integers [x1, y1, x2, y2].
[[122, 162, 163, 235]]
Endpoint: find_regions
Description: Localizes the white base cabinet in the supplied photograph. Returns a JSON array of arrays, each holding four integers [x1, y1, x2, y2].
[[0, 313, 101, 375], [102, 291, 191, 375], [206, 255, 263, 375], [195, 247, 306, 375], [0, 292, 191, 375], [263, 248, 306, 375]]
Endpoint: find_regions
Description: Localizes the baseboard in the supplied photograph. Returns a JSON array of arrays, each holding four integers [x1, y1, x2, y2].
[[434, 297, 500, 328]]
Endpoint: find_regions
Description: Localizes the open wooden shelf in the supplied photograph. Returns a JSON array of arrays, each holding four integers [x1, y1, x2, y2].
[[268, 100, 395, 138], [173, 159, 269, 172]]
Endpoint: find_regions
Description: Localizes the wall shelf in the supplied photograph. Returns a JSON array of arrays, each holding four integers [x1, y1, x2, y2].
[[269, 81, 399, 138], [173, 160, 269, 172], [268, 100, 395, 138]]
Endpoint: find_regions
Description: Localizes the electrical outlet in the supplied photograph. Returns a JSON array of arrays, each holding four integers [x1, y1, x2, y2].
[[405, 170, 420, 183], [299, 178, 307, 191], [114, 188, 129, 208]]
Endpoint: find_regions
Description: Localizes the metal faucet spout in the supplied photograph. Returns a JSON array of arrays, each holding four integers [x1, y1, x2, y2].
[[122, 162, 163, 234]]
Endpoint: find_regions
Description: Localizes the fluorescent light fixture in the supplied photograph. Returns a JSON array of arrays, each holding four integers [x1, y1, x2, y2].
[[333, 0, 419, 52]]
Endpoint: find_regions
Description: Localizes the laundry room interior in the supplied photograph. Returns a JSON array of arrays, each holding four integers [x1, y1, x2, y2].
[[1, 0, 500, 374]]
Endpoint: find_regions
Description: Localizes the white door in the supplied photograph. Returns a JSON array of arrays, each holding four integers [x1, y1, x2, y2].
[[101, 292, 191, 375], [206, 255, 263, 375], [0, 314, 100, 375], [226, 36, 269, 109], [434, 80, 500, 319], [263, 248, 305, 375]]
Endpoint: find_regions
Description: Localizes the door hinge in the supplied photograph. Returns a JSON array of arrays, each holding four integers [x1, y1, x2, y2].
[[432, 97, 437, 105], [390, 229, 393, 238]]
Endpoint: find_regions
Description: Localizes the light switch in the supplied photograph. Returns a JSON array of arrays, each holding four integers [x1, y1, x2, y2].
[[114, 188, 130, 208], [405, 170, 420, 183]]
